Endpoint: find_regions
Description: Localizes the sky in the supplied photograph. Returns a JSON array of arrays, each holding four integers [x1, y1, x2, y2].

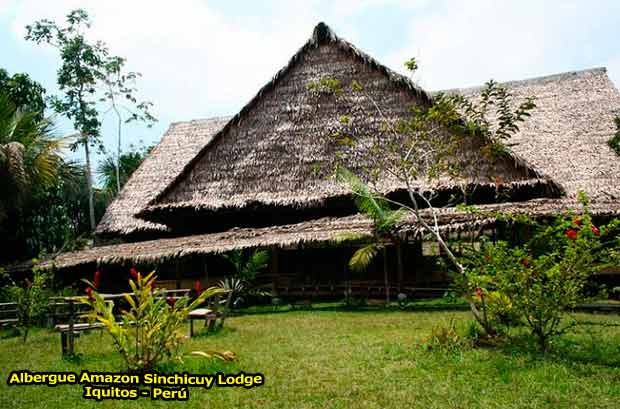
[[1, 0, 619, 178]]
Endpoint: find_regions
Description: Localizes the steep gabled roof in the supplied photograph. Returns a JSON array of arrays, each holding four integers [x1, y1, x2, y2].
[[95, 117, 229, 238], [138, 22, 554, 227], [444, 67, 620, 200]]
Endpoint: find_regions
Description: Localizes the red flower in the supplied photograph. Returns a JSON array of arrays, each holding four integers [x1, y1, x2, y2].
[[565, 229, 578, 240], [475, 287, 483, 298], [194, 280, 202, 294], [166, 296, 176, 306], [484, 255, 491, 262], [520, 257, 529, 267], [591, 226, 600, 236], [93, 270, 101, 289], [150, 280, 156, 290], [85, 286, 94, 301], [573, 218, 583, 227], [130, 267, 139, 279]]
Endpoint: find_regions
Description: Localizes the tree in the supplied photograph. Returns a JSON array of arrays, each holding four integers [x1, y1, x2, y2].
[[97, 144, 152, 193], [26, 9, 154, 230], [460, 195, 620, 350], [101, 57, 156, 193], [0, 92, 65, 223], [312, 60, 536, 334], [0, 68, 46, 118], [342, 169, 405, 304]]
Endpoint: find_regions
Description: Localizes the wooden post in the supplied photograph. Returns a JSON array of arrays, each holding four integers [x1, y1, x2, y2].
[[271, 248, 279, 296], [67, 299, 75, 356], [175, 259, 181, 289]]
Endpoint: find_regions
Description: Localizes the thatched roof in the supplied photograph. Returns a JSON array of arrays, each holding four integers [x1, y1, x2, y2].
[[95, 117, 229, 238], [92, 23, 620, 241], [444, 67, 620, 200], [138, 22, 554, 226], [47, 198, 620, 270]]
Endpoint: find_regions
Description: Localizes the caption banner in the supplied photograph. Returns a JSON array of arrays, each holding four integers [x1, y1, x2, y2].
[[7, 370, 265, 401]]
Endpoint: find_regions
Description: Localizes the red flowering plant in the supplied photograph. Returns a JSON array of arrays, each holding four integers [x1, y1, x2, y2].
[[81, 268, 230, 371], [458, 193, 620, 351]]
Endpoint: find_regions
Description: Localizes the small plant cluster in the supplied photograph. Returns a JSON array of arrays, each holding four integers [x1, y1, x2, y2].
[[82, 268, 229, 371], [1, 261, 50, 341], [218, 249, 270, 308], [608, 115, 620, 155], [458, 194, 620, 351]]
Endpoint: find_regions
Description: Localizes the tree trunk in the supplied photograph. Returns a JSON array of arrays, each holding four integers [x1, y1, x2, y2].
[[84, 140, 96, 231], [383, 246, 390, 304], [115, 108, 122, 193]]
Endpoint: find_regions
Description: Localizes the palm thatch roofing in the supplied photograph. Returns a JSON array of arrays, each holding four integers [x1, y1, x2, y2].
[[137, 22, 557, 226], [444, 67, 620, 201], [47, 198, 620, 270], [95, 117, 229, 238], [66, 22, 620, 270]]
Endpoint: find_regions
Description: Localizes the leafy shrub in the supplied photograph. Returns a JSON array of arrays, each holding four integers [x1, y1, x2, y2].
[[1, 260, 50, 341], [82, 269, 228, 371], [459, 197, 620, 351]]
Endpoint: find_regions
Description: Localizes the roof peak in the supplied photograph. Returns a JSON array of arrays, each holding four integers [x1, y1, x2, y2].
[[311, 22, 337, 44]]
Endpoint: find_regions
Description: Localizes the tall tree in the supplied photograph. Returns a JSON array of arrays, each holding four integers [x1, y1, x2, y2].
[[26, 9, 154, 229], [101, 57, 156, 193]]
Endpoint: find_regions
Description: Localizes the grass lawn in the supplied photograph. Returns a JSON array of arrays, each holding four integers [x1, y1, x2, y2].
[[1, 310, 620, 408]]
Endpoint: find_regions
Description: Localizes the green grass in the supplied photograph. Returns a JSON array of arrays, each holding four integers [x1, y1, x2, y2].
[[1, 310, 620, 408]]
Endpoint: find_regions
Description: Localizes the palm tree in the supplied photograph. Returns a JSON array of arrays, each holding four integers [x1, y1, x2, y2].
[[340, 169, 405, 304], [0, 92, 64, 222]]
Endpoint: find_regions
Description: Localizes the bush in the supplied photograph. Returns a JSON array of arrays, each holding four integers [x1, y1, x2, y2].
[[82, 269, 229, 371], [459, 196, 620, 351], [1, 260, 50, 341]]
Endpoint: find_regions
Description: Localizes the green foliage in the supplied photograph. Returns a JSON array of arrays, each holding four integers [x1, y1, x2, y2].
[[608, 115, 620, 155], [82, 270, 226, 371], [458, 202, 620, 350], [220, 249, 270, 307], [306, 77, 343, 95], [349, 243, 379, 273], [97, 144, 152, 193], [0, 68, 46, 118], [404, 57, 418, 72], [0, 91, 66, 224], [1, 261, 50, 341], [420, 319, 470, 352]]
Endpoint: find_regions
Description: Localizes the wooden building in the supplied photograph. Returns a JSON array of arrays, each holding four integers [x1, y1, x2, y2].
[[43, 23, 620, 297]]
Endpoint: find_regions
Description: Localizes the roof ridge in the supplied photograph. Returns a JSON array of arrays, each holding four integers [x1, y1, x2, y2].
[[169, 115, 233, 127], [438, 67, 608, 95]]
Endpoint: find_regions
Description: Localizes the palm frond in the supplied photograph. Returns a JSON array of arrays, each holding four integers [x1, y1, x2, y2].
[[349, 243, 380, 273]]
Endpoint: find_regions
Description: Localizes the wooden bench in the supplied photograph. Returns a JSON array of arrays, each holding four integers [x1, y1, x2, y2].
[[188, 290, 232, 337], [51, 298, 113, 356], [0, 302, 18, 328]]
